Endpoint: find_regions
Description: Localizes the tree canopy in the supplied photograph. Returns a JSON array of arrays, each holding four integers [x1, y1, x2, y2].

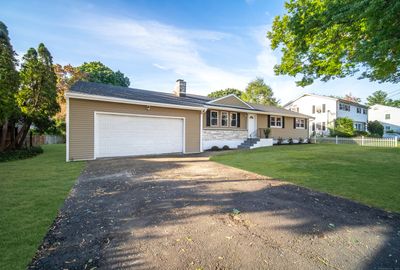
[[16, 43, 59, 146], [0, 21, 19, 150], [268, 0, 400, 87], [242, 78, 279, 106], [208, 88, 243, 99], [79, 61, 130, 87], [366, 90, 400, 107]]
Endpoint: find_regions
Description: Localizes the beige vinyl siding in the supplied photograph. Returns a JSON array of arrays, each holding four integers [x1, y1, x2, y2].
[[211, 96, 251, 109], [203, 109, 247, 130], [68, 98, 201, 160], [257, 115, 309, 139]]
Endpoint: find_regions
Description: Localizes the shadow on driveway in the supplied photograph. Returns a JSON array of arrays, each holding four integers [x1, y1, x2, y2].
[[29, 155, 400, 269]]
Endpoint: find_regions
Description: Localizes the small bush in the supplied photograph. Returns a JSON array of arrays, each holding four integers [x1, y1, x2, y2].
[[367, 121, 384, 137], [277, 137, 283, 145], [210, 146, 220, 151], [331, 117, 355, 137], [288, 137, 293, 144], [354, 130, 368, 137], [263, 128, 271, 138], [222, 145, 230, 150], [307, 137, 312, 144], [0, 146, 43, 162], [298, 137, 303, 144]]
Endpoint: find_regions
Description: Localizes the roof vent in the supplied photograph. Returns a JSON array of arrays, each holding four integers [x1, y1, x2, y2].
[[174, 79, 186, 97]]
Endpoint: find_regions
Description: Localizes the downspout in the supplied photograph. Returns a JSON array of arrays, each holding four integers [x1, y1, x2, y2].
[[200, 108, 207, 152]]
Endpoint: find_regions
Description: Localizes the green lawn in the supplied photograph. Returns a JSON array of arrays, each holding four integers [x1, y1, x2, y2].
[[211, 144, 400, 213], [0, 144, 85, 270]]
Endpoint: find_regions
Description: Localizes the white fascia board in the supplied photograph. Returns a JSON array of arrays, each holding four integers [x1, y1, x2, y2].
[[66, 92, 204, 111], [207, 94, 254, 109]]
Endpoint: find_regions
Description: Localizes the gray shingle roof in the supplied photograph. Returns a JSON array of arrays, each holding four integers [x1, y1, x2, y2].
[[69, 81, 312, 118]]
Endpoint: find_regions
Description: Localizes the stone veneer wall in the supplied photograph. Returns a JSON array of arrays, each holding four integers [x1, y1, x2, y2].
[[202, 129, 247, 149]]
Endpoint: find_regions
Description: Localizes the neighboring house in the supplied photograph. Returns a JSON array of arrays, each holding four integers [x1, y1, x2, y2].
[[284, 94, 368, 135], [368, 104, 400, 134], [66, 80, 312, 161]]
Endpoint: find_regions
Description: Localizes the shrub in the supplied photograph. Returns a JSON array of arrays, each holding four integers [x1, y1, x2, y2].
[[367, 121, 384, 137], [298, 137, 304, 144], [263, 128, 271, 138], [277, 137, 283, 145], [222, 145, 230, 150], [288, 137, 293, 144], [331, 117, 354, 137], [307, 137, 312, 144], [354, 130, 368, 137], [0, 146, 43, 162], [210, 146, 220, 151]]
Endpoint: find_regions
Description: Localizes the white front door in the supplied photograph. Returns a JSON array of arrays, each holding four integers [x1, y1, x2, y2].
[[247, 114, 257, 138]]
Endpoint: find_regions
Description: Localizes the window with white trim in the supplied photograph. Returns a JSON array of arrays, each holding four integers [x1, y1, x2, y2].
[[296, 118, 305, 128], [357, 107, 361, 114], [339, 103, 350, 111], [385, 114, 391, 120], [270, 116, 282, 128], [221, 112, 228, 127], [211, 111, 218, 126], [363, 108, 367, 114], [230, 113, 237, 127]]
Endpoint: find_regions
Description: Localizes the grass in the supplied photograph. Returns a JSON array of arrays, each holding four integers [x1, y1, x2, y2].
[[211, 144, 400, 213], [0, 144, 85, 270]]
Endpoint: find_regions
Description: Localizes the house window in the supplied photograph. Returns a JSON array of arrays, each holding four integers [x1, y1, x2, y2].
[[230, 113, 237, 127], [316, 122, 321, 130], [385, 114, 391, 120], [296, 118, 305, 128], [270, 116, 282, 128], [357, 107, 361, 114], [211, 111, 218, 126], [385, 125, 391, 131], [339, 103, 350, 111], [312, 105, 315, 114], [354, 123, 363, 131], [322, 122, 326, 131], [312, 122, 315, 131], [322, 104, 326, 113], [221, 112, 228, 127], [363, 108, 367, 114]]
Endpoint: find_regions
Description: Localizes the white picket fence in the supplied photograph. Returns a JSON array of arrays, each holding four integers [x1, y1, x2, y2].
[[315, 136, 398, 148]]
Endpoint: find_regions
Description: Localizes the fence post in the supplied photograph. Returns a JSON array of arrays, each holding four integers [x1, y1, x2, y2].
[[335, 135, 338, 145], [314, 135, 317, 144], [361, 136, 364, 146], [395, 137, 398, 148]]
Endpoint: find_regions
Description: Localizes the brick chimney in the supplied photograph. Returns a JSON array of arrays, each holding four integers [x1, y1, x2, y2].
[[174, 79, 186, 97]]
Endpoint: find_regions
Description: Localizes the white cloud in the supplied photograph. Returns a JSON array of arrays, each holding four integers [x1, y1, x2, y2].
[[71, 16, 249, 94]]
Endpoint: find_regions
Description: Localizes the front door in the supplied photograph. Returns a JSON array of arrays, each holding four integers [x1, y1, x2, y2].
[[248, 114, 257, 138]]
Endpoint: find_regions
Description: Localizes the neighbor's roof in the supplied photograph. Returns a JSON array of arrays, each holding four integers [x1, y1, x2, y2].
[[69, 81, 313, 118], [284, 93, 368, 108]]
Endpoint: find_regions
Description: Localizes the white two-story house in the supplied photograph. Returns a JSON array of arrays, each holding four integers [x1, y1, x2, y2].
[[368, 104, 400, 134], [284, 94, 368, 135]]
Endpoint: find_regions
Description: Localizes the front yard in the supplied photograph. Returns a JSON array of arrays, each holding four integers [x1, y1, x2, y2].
[[211, 144, 400, 212], [0, 144, 84, 270]]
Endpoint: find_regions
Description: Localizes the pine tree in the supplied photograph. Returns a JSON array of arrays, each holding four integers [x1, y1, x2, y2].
[[16, 43, 59, 147], [0, 21, 19, 151]]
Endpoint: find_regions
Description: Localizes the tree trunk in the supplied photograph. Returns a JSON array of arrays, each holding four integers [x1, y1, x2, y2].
[[16, 121, 32, 149], [29, 131, 33, 147], [0, 119, 9, 152], [10, 121, 16, 150]]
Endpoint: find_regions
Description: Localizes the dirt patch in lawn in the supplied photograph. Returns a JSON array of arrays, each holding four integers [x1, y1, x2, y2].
[[29, 154, 400, 269]]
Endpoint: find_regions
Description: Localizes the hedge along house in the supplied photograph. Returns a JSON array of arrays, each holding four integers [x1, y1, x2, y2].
[[66, 80, 313, 161]]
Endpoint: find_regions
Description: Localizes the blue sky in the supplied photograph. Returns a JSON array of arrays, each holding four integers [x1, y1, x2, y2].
[[2, 0, 399, 104]]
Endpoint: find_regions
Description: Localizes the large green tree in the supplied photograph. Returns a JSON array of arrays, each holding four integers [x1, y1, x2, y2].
[[0, 21, 19, 151], [242, 78, 279, 106], [208, 88, 243, 99], [16, 43, 59, 147], [79, 61, 130, 87], [268, 0, 400, 87], [366, 90, 400, 107]]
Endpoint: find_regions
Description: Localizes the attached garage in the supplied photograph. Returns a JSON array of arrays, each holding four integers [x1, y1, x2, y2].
[[94, 112, 184, 158]]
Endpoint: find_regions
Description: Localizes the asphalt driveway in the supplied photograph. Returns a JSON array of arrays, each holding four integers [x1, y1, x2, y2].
[[29, 154, 400, 269]]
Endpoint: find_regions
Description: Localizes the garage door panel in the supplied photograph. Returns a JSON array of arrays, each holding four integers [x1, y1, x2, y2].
[[95, 113, 184, 158]]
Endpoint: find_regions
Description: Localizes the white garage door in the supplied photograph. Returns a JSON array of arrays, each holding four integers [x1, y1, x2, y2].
[[95, 113, 184, 158]]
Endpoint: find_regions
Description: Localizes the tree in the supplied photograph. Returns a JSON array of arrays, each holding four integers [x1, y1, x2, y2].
[[331, 117, 354, 137], [342, 93, 361, 103], [367, 120, 384, 137], [208, 88, 243, 99], [268, 0, 400, 87], [0, 21, 19, 151], [367, 90, 390, 106], [242, 78, 279, 106], [53, 64, 87, 134], [15, 43, 59, 147], [79, 61, 130, 87]]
